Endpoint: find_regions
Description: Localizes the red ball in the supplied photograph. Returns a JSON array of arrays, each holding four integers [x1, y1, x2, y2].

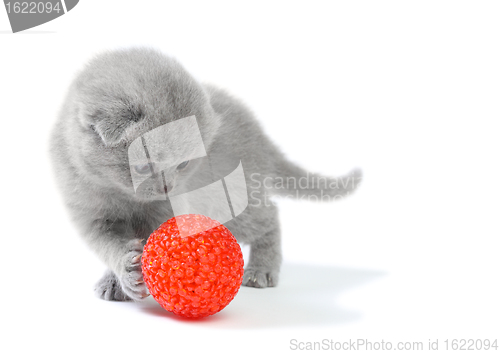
[[141, 214, 244, 318]]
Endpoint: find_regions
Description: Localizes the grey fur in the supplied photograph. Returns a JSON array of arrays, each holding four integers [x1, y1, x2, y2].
[[50, 48, 362, 301]]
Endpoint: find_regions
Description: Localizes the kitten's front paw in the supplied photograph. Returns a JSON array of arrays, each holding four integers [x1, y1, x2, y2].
[[118, 239, 149, 301], [95, 270, 131, 301], [242, 267, 279, 288]]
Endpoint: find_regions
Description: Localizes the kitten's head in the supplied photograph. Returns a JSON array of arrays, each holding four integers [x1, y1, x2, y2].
[[66, 48, 220, 201]]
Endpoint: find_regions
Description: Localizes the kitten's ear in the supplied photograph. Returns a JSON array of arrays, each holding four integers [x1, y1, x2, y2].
[[79, 101, 144, 146]]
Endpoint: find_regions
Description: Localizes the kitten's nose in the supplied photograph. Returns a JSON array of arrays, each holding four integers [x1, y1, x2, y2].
[[164, 183, 172, 194]]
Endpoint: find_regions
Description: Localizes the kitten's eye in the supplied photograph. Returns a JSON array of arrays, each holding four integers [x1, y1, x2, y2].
[[134, 163, 151, 175], [176, 160, 189, 170]]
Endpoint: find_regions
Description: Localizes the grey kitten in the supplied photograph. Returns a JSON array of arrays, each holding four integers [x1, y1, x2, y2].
[[50, 48, 362, 301]]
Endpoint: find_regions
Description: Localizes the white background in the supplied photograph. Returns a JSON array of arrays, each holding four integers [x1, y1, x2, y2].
[[1, 1, 499, 353]]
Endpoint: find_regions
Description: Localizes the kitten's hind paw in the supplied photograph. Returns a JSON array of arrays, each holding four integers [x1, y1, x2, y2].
[[242, 267, 279, 288], [95, 270, 132, 301]]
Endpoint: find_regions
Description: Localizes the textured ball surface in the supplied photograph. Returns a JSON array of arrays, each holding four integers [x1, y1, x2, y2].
[[141, 214, 244, 318]]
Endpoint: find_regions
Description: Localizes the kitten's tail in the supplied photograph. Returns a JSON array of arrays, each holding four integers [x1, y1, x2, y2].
[[268, 159, 363, 201]]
